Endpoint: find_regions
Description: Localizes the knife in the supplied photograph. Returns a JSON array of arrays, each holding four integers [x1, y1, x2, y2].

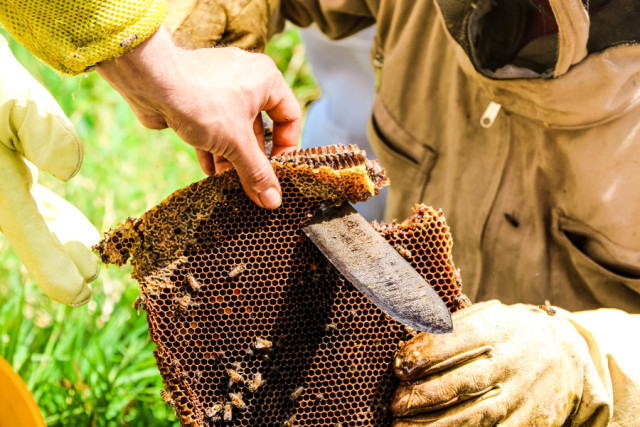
[[302, 203, 453, 334]]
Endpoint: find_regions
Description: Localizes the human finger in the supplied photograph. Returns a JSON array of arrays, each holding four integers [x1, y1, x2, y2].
[[262, 72, 301, 156], [254, 113, 266, 154], [196, 148, 215, 176], [209, 116, 264, 175], [226, 131, 281, 209], [213, 154, 232, 174]]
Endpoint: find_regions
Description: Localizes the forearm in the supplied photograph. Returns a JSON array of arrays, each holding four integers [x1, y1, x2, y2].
[[0, 0, 166, 75], [95, 26, 177, 130]]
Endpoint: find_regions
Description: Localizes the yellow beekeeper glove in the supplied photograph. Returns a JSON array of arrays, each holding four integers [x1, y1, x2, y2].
[[0, 36, 100, 306], [391, 301, 614, 426]]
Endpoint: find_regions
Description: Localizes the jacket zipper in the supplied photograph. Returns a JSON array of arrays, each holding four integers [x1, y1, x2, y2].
[[480, 101, 502, 128]]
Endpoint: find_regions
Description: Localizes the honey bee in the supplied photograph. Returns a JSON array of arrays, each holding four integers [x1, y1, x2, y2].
[[205, 403, 223, 419], [314, 393, 324, 401], [133, 294, 145, 315], [228, 263, 246, 278], [204, 351, 222, 361], [282, 415, 296, 426], [223, 402, 233, 422], [229, 392, 246, 410], [227, 369, 245, 385], [252, 338, 273, 351], [404, 326, 418, 338], [187, 275, 202, 293], [289, 386, 304, 401], [174, 294, 192, 311], [453, 290, 471, 308], [539, 300, 556, 316], [394, 244, 412, 259], [160, 390, 175, 407], [119, 33, 139, 47], [247, 372, 263, 392], [324, 323, 337, 333]]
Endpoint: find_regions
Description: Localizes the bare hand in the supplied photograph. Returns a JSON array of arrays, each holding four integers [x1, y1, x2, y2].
[[96, 26, 301, 209]]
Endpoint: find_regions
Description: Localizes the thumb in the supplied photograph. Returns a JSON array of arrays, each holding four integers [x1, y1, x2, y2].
[[228, 130, 282, 209], [0, 145, 94, 306], [0, 38, 82, 181]]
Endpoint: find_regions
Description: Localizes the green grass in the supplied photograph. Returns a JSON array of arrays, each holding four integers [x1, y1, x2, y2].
[[0, 27, 316, 426]]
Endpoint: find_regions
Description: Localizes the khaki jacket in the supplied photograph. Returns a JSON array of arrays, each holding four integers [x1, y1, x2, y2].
[[283, 0, 640, 314], [279, 0, 640, 423]]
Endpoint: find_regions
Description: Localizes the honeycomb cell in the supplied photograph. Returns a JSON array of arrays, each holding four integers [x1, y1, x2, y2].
[[95, 145, 470, 426]]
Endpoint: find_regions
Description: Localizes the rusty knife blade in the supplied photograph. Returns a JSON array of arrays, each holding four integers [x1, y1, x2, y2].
[[302, 203, 453, 334]]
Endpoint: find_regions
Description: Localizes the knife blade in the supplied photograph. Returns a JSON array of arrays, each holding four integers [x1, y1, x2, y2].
[[302, 203, 453, 334]]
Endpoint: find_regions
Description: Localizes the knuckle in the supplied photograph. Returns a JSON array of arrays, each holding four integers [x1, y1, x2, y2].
[[217, 139, 238, 161], [247, 160, 274, 186], [255, 52, 276, 67]]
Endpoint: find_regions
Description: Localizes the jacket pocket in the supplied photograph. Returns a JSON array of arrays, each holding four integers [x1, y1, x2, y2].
[[552, 208, 640, 312], [368, 99, 437, 221]]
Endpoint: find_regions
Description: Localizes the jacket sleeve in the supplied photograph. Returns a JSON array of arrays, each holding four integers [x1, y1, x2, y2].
[[165, 0, 282, 52], [164, 0, 376, 52], [563, 308, 640, 424], [0, 0, 167, 75], [280, 0, 376, 40]]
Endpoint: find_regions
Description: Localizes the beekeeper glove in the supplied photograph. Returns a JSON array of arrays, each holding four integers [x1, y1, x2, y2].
[[0, 37, 100, 306], [165, 0, 282, 52], [391, 301, 612, 426]]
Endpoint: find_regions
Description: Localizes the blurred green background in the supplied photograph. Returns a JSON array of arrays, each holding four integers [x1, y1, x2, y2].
[[0, 26, 318, 426]]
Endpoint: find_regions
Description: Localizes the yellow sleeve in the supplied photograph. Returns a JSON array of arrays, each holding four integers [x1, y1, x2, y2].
[[0, 0, 167, 75]]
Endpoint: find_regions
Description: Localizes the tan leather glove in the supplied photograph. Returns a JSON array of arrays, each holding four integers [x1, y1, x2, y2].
[[391, 301, 612, 426], [0, 37, 100, 306], [164, 0, 282, 52]]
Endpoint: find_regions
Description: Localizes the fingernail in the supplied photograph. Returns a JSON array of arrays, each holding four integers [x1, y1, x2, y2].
[[258, 187, 281, 209]]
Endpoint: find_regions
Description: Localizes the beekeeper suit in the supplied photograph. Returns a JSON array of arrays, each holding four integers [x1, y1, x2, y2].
[[1, 0, 639, 424]]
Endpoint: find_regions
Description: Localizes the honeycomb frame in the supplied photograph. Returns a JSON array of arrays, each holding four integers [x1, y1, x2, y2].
[[96, 145, 469, 426]]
